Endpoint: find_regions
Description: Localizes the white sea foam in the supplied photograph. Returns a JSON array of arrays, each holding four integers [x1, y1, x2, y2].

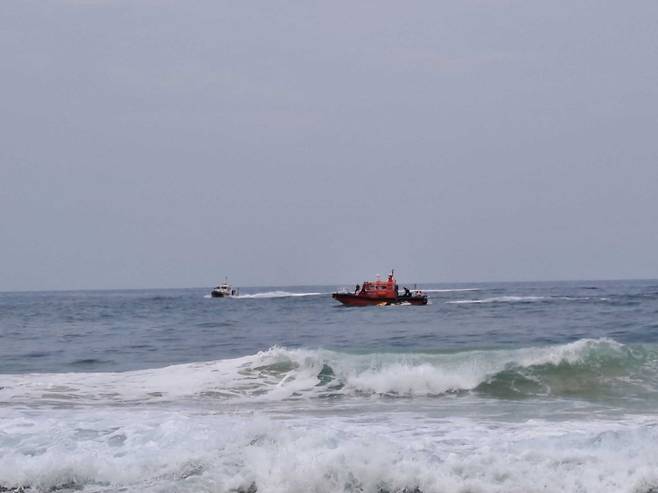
[[1, 408, 657, 493], [341, 338, 626, 396], [1, 341, 656, 492], [0, 339, 632, 405]]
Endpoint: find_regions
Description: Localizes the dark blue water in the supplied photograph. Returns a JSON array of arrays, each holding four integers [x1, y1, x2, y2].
[[1, 280, 657, 373]]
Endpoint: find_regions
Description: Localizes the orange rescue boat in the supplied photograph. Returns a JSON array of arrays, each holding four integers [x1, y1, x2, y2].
[[332, 271, 428, 306]]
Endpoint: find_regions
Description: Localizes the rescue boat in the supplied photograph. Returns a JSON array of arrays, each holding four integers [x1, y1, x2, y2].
[[332, 271, 428, 306]]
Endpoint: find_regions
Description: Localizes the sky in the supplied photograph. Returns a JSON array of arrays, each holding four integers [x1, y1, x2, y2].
[[1, 0, 657, 291]]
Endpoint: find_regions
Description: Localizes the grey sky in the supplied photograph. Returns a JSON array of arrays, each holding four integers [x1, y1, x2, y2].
[[1, 1, 657, 291]]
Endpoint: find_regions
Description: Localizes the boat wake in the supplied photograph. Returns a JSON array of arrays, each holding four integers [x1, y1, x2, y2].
[[446, 295, 608, 304], [235, 291, 325, 299], [203, 291, 325, 299], [447, 295, 546, 304], [424, 288, 481, 293]]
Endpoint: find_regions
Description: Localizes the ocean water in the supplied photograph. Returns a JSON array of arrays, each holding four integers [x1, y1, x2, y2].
[[1, 280, 658, 493]]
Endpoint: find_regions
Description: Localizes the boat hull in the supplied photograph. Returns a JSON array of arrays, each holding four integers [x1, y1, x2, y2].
[[210, 291, 229, 298], [332, 293, 427, 306]]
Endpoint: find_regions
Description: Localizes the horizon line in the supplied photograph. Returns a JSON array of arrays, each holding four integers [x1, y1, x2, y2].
[[2, 276, 657, 295]]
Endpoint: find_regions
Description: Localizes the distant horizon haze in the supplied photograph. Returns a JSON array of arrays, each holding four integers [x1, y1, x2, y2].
[[2, 275, 658, 294]]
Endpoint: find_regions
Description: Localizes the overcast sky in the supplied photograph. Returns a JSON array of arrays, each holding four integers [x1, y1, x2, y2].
[[1, 0, 657, 291]]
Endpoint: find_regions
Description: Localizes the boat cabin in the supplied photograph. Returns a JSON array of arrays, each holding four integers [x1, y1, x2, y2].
[[215, 283, 232, 295], [358, 273, 398, 299]]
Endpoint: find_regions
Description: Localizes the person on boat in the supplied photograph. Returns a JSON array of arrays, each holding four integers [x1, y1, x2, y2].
[[355, 284, 360, 294], [403, 287, 411, 297]]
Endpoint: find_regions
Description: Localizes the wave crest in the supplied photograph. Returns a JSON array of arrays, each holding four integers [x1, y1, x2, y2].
[[2, 339, 656, 405]]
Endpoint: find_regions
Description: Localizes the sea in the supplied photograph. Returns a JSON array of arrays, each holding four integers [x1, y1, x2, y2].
[[1, 280, 658, 493]]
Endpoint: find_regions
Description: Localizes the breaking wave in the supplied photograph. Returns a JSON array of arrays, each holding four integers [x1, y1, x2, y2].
[[3, 340, 658, 492], [3, 339, 657, 406]]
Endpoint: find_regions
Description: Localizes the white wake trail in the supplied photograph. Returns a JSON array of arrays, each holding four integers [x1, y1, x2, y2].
[[235, 291, 325, 299]]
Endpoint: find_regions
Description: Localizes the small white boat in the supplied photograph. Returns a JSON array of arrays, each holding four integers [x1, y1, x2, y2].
[[210, 278, 238, 298]]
